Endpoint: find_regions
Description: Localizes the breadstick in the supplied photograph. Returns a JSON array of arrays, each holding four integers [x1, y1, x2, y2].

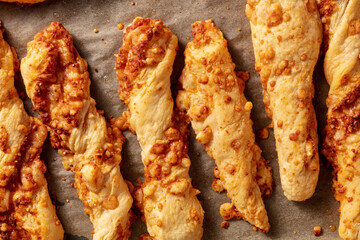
[[116, 17, 204, 240], [21, 22, 134, 240], [319, 0, 360, 238], [0, 23, 63, 240], [246, 0, 321, 201]]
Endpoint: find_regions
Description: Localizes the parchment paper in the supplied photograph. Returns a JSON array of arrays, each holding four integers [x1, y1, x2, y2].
[[0, 0, 340, 239]]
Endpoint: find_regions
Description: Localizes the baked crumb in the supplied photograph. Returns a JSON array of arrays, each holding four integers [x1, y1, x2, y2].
[[220, 203, 242, 220], [130, 1, 135, 5], [236, 71, 249, 81], [245, 101, 253, 111], [61, 177, 66, 181], [220, 221, 229, 229], [212, 178, 224, 192], [117, 23, 124, 30], [257, 127, 269, 139], [313, 226, 322, 236], [237, 28, 241, 31], [93, 28, 99, 33], [330, 225, 336, 232]]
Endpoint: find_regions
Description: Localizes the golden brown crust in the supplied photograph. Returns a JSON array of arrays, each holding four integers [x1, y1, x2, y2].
[[21, 22, 133, 240], [116, 17, 203, 240], [0, 23, 63, 240], [176, 19, 273, 232]]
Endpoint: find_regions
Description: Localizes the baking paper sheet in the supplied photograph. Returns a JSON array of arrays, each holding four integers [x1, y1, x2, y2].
[[0, 0, 340, 239]]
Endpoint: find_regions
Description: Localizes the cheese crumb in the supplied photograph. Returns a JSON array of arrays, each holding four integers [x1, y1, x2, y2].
[[245, 101, 253, 111], [117, 23, 124, 30], [220, 221, 229, 229], [257, 127, 269, 139], [313, 226, 322, 236]]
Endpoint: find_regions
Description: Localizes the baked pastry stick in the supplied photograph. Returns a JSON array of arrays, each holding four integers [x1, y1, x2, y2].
[[20, 22, 134, 240], [116, 17, 204, 240], [319, 0, 360, 239], [176, 20, 273, 232], [246, 0, 321, 201], [0, 24, 63, 239]]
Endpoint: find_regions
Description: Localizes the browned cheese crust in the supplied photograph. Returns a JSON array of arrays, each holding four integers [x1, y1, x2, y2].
[[116, 17, 204, 240], [176, 20, 273, 232], [246, 0, 322, 201], [20, 22, 134, 240], [0, 24, 63, 240], [319, 0, 360, 239]]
